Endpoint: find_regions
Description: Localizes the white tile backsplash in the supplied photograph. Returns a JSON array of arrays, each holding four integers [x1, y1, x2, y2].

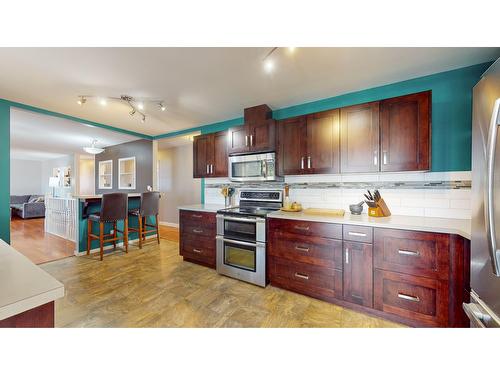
[[204, 171, 472, 220]]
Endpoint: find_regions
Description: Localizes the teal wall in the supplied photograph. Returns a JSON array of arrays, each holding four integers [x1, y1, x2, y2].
[[0, 102, 10, 243], [154, 61, 493, 173]]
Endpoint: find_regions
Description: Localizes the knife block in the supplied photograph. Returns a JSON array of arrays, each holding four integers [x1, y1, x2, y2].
[[368, 198, 391, 217]]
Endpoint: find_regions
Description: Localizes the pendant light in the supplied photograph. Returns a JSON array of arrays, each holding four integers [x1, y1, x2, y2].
[[83, 139, 105, 155]]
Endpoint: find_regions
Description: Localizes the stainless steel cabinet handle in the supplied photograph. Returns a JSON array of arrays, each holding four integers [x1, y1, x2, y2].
[[294, 225, 310, 231], [398, 293, 420, 302], [192, 229, 203, 233], [307, 156, 311, 169], [221, 237, 258, 248], [192, 214, 203, 219], [295, 245, 310, 252], [374, 150, 378, 166], [192, 248, 202, 254], [206, 164, 209, 174], [485, 98, 500, 276], [301, 157, 305, 170], [383, 151, 388, 165], [250, 134, 253, 146], [348, 231, 367, 237], [245, 135, 248, 146], [294, 272, 309, 280], [398, 249, 420, 257], [345, 248, 349, 264], [210, 164, 213, 174], [216, 214, 265, 223]]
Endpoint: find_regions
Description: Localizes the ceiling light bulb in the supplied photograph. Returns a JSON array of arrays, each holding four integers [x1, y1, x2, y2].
[[264, 59, 275, 73], [137, 102, 144, 110], [160, 103, 166, 111], [77, 96, 86, 105], [99, 98, 107, 106], [77, 99, 82, 105]]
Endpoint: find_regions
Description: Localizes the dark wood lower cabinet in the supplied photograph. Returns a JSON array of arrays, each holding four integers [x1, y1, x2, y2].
[[343, 241, 373, 308], [267, 218, 470, 328], [0, 301, 55, 328], [179, 210, 216, 269]]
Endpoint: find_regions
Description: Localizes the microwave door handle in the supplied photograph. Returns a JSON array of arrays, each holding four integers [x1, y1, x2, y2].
[[485, 98, 500, 276], [261, 160, 267, 177]]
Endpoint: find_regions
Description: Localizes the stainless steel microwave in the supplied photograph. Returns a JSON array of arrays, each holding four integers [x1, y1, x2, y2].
[[228, 152, 278, 182]]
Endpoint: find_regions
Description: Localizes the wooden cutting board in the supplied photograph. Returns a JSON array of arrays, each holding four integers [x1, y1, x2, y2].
[[303, 208, 345, 217]]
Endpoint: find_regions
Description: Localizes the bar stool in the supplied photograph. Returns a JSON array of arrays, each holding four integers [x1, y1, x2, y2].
[[86, 193, 129, 261], [128, 191, 161, 248]]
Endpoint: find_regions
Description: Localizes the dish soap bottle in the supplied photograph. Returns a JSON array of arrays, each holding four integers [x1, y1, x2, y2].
[[283, 184, 291, 209]]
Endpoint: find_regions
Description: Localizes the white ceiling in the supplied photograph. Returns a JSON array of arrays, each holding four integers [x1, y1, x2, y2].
[[10, 108, 139, 160], [158, 132, 200, 150], [0, 48, 498, 137]]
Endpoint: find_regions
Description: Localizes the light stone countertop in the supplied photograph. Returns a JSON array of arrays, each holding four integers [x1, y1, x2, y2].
[[178, 204, 226, 213], [267, 211, 471, 240], [74, 193, 142, 201], [0, 240, 65, 321]]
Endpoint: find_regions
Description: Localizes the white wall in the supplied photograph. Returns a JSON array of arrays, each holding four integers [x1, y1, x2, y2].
[[78, 156, 95, 196], [41, 154, 75, 197], [158, 145, 201, 225], [10, 159, 43, 195]]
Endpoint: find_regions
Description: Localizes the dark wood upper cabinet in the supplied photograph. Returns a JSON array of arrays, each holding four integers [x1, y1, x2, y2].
[[306, 109, 340, 174], [380, 91, 431, 172], [228, 104, 276, 155], [193, 134, 212, 178], [212, 131, 229, 177], [278, 116, 307, 175], [340, 102, 380, 173], [193, 130, 228, 178], [343, 240, 373, 308]]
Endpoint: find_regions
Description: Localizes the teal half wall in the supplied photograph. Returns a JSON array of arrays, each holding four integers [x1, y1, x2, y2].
[[155, 61, 493, 173]]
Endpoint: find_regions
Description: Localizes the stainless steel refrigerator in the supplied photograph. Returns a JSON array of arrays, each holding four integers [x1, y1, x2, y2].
[[464, 57, 500, 327]]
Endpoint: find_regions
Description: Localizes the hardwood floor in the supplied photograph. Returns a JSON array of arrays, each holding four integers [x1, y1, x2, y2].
[[10, 217, 75, 265], [41, 238, 405, 328], [159, 224, 179, 242]]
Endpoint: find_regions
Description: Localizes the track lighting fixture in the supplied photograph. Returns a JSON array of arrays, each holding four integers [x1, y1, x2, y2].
[[76, 94, 165, 124], [262, 47, 297, 73]]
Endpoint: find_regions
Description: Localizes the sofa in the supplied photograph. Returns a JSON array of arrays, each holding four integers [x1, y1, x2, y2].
[[10, 195, 46, 219]]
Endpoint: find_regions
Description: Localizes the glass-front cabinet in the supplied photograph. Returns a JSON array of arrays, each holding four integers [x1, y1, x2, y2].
[[119, 157, 136, 190], [98, 160, 113, 189]]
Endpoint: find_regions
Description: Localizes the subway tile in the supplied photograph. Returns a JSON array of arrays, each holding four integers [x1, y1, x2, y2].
[[390, 207, 425, 216], [422, 198, 450, 209], [341, 174, 380, 182], [424, 208, 471, 219], [450, 199, 471, 209], [378, 172, 425, 182]]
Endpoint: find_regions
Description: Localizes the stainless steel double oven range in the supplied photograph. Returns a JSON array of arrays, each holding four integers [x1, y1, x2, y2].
[[216, 189, 283, 287]]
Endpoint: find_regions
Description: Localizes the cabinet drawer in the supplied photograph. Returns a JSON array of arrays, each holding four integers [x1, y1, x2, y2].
[[269, 257, 343, 300], [181, 235, 216, 266], [374, 269, 448, 327], [374, 228, 450, 280], [268, 218, 342, 239], [182, 224, 215, 238], [269, 232, 342, 268], [343, 225, 373, 243], [180, 210, 216, 228]]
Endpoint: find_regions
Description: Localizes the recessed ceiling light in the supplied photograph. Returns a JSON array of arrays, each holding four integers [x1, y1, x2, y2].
[[264, 59, 275, 73], [137, 102, 144, 110], [99, 98, 107, 106]]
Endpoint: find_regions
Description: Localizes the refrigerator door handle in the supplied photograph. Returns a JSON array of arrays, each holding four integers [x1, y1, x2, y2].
[[485, 98, 500, 276]]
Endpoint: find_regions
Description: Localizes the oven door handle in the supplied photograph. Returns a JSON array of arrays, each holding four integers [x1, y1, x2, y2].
[[218, 237, 258, 248], [216, 214, 265, 223]]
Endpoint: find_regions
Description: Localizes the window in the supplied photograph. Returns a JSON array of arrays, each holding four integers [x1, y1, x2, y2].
[[119, 157, 136, 190], [98, 160, 113, 189]]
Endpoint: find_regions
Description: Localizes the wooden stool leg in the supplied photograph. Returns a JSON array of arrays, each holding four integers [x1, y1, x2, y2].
[[138, 215, 143, 249], [142, 216, 146, 241], [99, 222, 104, 261], [156, 214, 160, 244], [87, 218, 92, 255], [113, 221, 117, 250], [124, 217, 129, 253]]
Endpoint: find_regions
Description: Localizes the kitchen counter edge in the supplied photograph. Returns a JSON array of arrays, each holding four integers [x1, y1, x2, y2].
[[178, 204, 226, 213], [267, 211, 471, 240]]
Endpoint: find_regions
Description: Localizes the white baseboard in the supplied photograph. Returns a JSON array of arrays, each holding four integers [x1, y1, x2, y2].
[[74, 235, 157, 256], [159, 221, 179, 228]]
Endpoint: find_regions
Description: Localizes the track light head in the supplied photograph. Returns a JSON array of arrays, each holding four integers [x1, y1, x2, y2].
[[141, 115, 146, 123], [77, 96, 87, 105], [129, 109, 136, 116], [159, 102, 166, 111]]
